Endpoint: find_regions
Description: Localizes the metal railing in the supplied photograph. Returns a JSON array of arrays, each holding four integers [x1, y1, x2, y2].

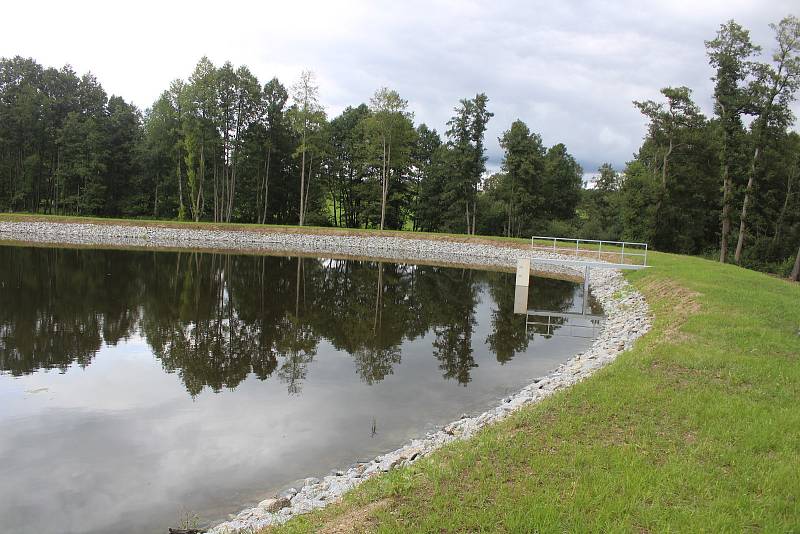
[[530, 236, 648, 266]]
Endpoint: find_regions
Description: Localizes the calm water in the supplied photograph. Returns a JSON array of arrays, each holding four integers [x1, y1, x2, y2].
[[0, 245, 601, 534]]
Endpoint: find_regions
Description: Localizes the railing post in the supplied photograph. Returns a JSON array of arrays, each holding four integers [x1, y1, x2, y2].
[[598, 241, 602, 260], [644, 244, 648, 266], [575, 239, 579, 256], [553, 238, 556, 253], [621, 242, 625, 264]]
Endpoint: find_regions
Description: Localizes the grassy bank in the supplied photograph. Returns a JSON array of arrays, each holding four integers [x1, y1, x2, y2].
[[264, 252, 800, 532]]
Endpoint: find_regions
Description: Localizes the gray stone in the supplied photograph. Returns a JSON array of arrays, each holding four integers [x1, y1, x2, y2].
[[258, 496, 290, 513]]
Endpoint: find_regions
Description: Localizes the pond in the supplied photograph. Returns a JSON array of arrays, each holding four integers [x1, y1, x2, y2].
[[0, 245, 602, 533]]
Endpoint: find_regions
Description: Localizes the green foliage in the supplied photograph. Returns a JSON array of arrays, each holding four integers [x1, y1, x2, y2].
[[2, 20, 799, 275], [481, 120, 581, 237]]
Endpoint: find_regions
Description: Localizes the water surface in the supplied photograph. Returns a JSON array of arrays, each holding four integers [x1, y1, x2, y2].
[[0, 245, 601, 533]]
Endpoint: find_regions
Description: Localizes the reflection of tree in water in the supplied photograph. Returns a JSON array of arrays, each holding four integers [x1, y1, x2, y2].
[[275, 315, 316, 395], [0, 247, 139, 375], [274, 258, 318, 395], [414, 267, 478, 385], [0, 246, 583, 394], [485, 273, 580, 363], [485, 272, 530, 364], [308, 259, 412, 385], [142, 253, 264, 395]]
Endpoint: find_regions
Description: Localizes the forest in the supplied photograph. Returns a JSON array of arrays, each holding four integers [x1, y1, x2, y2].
[[0, 16, 798, 277]]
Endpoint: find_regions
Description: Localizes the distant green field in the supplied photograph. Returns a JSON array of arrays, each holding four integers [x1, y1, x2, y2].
[[266, 251, 800, 533]]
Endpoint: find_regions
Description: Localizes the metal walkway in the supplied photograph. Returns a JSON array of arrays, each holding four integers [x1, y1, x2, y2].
[[517, 236, 651, 286], [531, 236, 649, 268], [510, 236, 649, 339], [529, 257, 649, 270]]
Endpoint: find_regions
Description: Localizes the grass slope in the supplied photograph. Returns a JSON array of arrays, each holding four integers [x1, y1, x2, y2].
[[266, 252, 800, 533]]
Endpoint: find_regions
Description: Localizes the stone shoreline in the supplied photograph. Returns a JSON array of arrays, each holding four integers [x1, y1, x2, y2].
[[0, 221, 583, 277], [0, 221, 651, 533]]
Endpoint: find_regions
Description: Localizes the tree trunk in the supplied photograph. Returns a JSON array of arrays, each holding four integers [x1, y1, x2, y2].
[[720, 164, 732, 263], [661, 138, 672, 189], [380, 137, 387, 231], [195, 144, 205, 222], [772, 166, 795, 248], [465, 190, 470, 235], [299, 135, 306, 226], [384, 141, 392, 230], [153, 181, 159, 218], [471, 199, 476, 235], [261, 149, 271, 224], [228, 159, 236, 223], [374, 262, 383, 332], [213, 162, 219, 222], [303, 153, 313, 224], [177, 151, 184, 220], [734, 146, 760, 264], [791, 245, 800, 282]]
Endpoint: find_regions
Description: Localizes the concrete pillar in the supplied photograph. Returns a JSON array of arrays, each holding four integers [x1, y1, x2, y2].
[[515, 257, 530, 286]]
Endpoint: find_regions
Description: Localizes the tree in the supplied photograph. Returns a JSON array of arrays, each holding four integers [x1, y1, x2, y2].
[[181, 57, 218, 222], [106, 96, 143, 215], [734, 15, 800, 263], [325, 104, 370, 227], [706, 20, 760, 263], [409, 123, 443, 231], [289, 70, 324, 226], [579, 163, 622, 240], [634, 87, 704, 226], [443, 93, 493, 234], [142, 91, 181, 218], [498, 119, 544, 237], [366, 87, 414, 230], [258, 77, 291, 224], [542, 143, 582, 221]]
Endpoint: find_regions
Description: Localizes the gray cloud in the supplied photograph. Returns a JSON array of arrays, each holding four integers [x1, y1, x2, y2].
[[3, 0, 797, 173]]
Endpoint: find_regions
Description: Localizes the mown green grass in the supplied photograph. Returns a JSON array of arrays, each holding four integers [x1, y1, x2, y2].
[[266, 252, 800, 533]]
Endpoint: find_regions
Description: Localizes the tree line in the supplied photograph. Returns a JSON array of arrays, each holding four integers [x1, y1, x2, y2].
[[0, 55, 581, 236], [0, 14, 798, 278], [579, 16, 800, 278]]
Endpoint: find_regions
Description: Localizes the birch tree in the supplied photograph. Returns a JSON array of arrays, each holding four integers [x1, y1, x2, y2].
[[289, 70, 323, 226], [181, 57, 218, 222], [367, 87, 414, 230]]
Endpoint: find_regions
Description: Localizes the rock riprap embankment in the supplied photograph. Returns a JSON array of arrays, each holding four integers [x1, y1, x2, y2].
[[0, 221, 580, 277], [0, 221, 651, 533]]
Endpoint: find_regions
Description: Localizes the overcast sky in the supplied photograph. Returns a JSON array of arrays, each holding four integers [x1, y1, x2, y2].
[[2, 0, 798, 174]]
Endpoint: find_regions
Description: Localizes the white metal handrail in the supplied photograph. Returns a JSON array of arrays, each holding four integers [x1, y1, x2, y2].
[[531, 236, 648, 266]]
